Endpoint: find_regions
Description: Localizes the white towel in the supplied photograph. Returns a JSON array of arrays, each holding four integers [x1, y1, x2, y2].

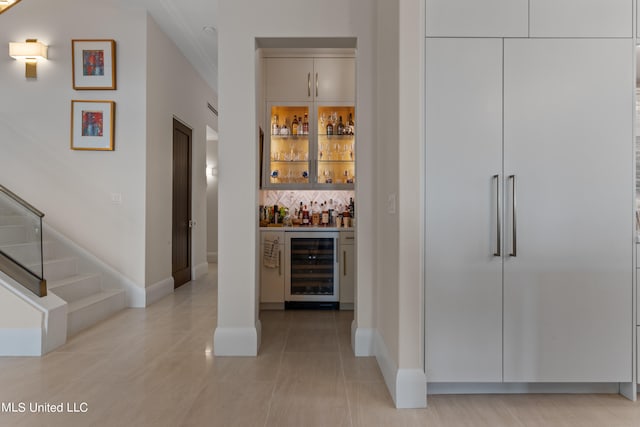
[[263, 237, 279, 269]]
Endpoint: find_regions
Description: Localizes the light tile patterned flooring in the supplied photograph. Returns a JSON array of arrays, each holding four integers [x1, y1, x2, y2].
[[1, 264, 640, 426]]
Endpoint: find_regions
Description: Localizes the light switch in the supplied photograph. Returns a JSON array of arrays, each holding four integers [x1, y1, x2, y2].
[[111, 193, 122, 204]]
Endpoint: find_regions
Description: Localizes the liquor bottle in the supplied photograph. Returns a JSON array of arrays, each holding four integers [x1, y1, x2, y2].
[[302, 205, 310, 225], [299, 202, 304, 222], [271, 114, 279, 135], [348, 113, 354, 135], [303, 113, 309, 135], [326, 118, 334, 135], [337, 116, 345, 135], [292, 115, 299, 135], [321, 201, 329, 225], [281, 118, 289, 136]]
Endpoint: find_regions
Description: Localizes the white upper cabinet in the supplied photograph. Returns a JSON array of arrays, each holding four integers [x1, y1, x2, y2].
[[425, 0, 528, 37], [530, 0, 632, 38], [265, 58, 355, 102], [314, 58, 355, 102], [265, 58, 314, 102]]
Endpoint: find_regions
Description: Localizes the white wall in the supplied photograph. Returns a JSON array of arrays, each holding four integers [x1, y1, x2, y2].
[[0, 0, 147, 286], [146, 15, 218, 288]]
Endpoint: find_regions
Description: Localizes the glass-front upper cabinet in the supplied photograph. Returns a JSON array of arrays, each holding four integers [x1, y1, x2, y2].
[[317, 104, 355, 187], [266, 103, 312, 187], [263, 102, 355, 189]]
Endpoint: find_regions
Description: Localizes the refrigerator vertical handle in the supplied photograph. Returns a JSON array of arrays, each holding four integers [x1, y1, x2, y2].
[[493, 174, 501, 257], [308, 73, 311, 97], [509, 175, 517, 257], [278, 250, 282, 276], [316, 73, 319, 97]]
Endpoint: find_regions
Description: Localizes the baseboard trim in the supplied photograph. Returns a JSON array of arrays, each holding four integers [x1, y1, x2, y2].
[[214, 324, 259, 356], [427, 382, 621, 395], [374, 330, 427, 409], [396, 369, 427, 408], [193, 262, 209, 280], [353, 326, 374, 356], [145, 277, 174, 306], [619, 382, 637, 401], [207, 252, 218, 263]]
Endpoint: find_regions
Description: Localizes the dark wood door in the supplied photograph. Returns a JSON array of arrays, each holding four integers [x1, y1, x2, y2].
[[172, 119, 192, 288]]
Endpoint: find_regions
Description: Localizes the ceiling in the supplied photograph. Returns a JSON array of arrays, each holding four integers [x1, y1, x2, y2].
[[129, 0, 219, 94]]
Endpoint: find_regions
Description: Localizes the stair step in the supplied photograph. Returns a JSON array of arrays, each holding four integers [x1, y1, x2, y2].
[[48, 274, 102, 303], [0, 240, 55, 265], [0, 215, 25, 226], [42, 257, 77, 281], [67, 289, 126, 337], [0, 225, 27, 245]]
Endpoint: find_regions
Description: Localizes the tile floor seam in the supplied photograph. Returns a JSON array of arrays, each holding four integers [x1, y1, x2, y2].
[[262, 310, 291, 427], [335, 316, 356, 427]]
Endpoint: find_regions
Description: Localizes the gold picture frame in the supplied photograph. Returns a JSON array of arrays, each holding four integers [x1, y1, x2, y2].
[[71, 100, 115, 151], [72, 39, 116, 90]]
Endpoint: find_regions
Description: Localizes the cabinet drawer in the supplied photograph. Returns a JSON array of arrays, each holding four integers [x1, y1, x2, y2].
[[340, 231, 355, 245]]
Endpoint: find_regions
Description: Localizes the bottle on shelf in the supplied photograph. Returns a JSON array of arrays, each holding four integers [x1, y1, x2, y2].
[[347, 113, 355, 135], [337, 116, 345, 135], [312, 201, 321, 226], [321, 202, 330, 226], [271, 114, 279, 135], [326, 118, 334, 135], [303, 113, 309, 135], [302, 205, 310, 225], [281, 118, 289, 136], [292, 115, 299, 135]]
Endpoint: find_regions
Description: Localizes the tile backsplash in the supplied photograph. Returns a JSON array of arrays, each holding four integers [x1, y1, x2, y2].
[[260, 190, 355, 214]]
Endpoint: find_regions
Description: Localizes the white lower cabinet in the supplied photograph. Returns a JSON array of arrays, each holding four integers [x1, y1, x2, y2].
[[340, 231, 355, 309], [426, 37, 633, 383], [260, 230, 285, 308]]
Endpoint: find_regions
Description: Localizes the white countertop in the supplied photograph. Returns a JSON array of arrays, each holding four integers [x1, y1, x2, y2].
[[260, 226, 354, 232]]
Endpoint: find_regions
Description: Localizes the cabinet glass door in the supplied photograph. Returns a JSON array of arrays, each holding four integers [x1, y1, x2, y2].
[[267, 104, 311, 187], [317, 105, 355, 187]]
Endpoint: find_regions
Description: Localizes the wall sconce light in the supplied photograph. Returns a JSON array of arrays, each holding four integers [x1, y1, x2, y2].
[[0, 0, 21, 15], [9, 39, 48, 79]]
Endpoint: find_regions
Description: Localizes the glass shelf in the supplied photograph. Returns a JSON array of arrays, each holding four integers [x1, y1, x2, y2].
[[271, 134, 309, 140]]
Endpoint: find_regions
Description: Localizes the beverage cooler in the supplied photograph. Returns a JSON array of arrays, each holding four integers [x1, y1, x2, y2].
[[285, 232, 339, 309]]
